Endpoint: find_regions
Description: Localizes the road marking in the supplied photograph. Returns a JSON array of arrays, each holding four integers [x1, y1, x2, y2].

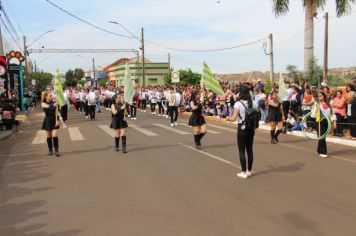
[[129, 123, 159, 136], [153, 123, 190, 135], [179, 143, 240, 168], [68, 127, 84, 141], [98, 125, 115, 138], [178, 123, 221, 134], [31, 130, 47, 144], [253, 136, 356, 165]]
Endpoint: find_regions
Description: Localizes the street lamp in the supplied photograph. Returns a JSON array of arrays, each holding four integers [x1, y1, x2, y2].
[[24, 29, 55, 81]]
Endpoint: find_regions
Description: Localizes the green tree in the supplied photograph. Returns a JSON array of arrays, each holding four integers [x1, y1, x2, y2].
[[73, 68, 85, 81], [305, 57, 323, 86], [179, 69, 201, 85], [286, 64, 304, 84], [65, 69, 76, 87], [28, 72, 53, 91], [99, 79, 107, 87], [271, 0, 355, 72]]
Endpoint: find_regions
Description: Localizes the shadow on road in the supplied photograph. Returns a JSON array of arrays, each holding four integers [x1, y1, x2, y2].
[[253, 162, 305, 177], [0, 149, 81, 235]]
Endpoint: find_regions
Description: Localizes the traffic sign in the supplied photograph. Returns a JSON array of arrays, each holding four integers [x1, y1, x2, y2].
[[0, 65, 6, 76], [172, 71, 180, 83]]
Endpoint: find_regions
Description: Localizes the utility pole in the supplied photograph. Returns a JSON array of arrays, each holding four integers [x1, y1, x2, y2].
[[168, 53, 171, 80], [0, 1, 4, 56], [23, 36, 29, 81], [92, 58, 96, 88], [323, 12, 329, 82], [34, 60, 37, 72], [141, 27, 145, 88], [268, 34, 275, 84]]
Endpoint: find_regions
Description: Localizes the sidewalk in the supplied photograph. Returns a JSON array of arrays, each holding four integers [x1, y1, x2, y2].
[[0, 112, 28, 141], [183, 112, 356, 148]]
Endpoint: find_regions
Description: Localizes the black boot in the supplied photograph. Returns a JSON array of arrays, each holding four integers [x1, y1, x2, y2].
[[47, 137, 53, 156], [198, 132, 206, 148], [122, 136, 127, 153], [275, 130, 282, 143], [194, 134, 201, 150], [53, 137, 60, 157], [270, 130, 276, 144], [115, 137, 120, 152]]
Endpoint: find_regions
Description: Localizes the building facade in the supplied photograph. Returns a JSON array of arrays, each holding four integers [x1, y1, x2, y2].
[[104, 57, 169, 87]]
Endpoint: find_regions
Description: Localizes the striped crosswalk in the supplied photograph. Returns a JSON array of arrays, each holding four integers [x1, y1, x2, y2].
[[30, 122, 230, 145]]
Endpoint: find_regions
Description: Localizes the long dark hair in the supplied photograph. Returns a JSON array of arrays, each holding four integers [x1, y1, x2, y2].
[[238, 85, 252, 107], [190, 91, 198, 105], [319, 92, 333, 114]]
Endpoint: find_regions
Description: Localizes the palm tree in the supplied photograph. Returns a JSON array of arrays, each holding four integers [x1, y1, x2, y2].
[[272, 0, 355, 72]]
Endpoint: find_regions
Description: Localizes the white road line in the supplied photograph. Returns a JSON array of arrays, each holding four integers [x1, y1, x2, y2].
[[68, 127, 84, 141], [31, 130, 47, 144], [179, 143, 240, 168], [178, 123, 221, 134], [98, 125, 115, 138], [153, 123, 190, 135], [129, 123, 159, 136]]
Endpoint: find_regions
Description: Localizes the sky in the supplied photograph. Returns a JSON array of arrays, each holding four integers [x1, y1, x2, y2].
[[1, 0, 356, 74]]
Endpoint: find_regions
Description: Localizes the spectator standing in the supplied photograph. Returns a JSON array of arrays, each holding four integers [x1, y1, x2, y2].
[[346, 84, 356, 139], [332, 90, 347, 137]]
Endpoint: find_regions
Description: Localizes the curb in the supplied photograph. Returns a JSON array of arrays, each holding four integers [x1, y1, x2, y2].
[[183, 112, 356, 148]]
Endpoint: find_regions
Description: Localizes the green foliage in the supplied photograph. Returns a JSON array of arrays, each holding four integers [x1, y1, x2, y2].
[[28, 72, 53, 91], [99, 79, 107, 87], [286, 64, 304, 84], [305, 57, 323, 86], [328, 75, 349, 87], [77, 80, 85, 87], [178, 69, 201, 86], [265, 79, 272, 95], [163, 73, 171, 84], [73, 68, 85, 81], [286, 57, 322, 86]]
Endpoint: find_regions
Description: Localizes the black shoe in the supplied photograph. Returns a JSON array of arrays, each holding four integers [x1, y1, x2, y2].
[[48, 151, 54, 156], [274, 136, 279, 143], [196, 144, 202, 150], [55, 151, 60, 157], [271, 139, 277, 144]]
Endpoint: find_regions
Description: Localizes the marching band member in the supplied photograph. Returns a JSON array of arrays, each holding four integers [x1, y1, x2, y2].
[[41, 91, 61, 157], [267, 91, 284, 144], [110, 93, 128, 153], [188, 90, 207, 150]]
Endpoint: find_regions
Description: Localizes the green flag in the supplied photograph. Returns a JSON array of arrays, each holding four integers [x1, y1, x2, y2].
[[54, 69, 65, 107], [124, 63, 135, 105], [278, 73, 286, 103], [201, 62, 224, 96]]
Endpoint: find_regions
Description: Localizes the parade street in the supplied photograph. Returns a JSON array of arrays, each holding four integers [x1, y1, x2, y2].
[[0, 109, 355, 236]]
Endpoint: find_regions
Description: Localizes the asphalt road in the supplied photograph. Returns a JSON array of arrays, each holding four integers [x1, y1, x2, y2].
[[1, 107, 356, 236]]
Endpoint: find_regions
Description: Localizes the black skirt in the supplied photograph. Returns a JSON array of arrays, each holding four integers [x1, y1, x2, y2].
[[188, 113, 206, 127], [110, 118, 128, 129], [267, 109, 282, 122], [42, 116, 59, 131]]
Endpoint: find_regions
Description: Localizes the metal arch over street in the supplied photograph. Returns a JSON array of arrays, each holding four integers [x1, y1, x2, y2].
[[27, 48, 139, 54]]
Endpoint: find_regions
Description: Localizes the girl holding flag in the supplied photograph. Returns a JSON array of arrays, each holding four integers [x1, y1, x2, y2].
[[188, 89, 207, 150], [41, 91, 61, 157], [110, 93, 128, 153]]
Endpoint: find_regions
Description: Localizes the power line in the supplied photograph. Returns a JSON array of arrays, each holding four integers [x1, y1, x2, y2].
[[275, 18, 323, 45], [0, 2, 20, 40], [146, 38, 266, 53], [44, 0, 267, 53], [0, 15, 22, 50], [44, 0, 135, 40]]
